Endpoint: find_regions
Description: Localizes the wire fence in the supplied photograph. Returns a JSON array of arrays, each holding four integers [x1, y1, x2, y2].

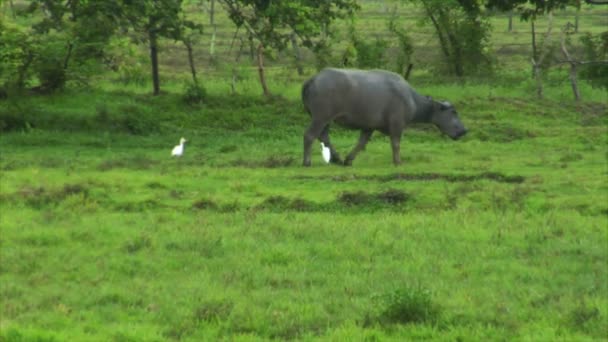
[[156, 5, 606, 77]]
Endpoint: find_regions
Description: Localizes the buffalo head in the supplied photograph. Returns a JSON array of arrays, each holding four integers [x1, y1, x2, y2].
[[431, 101, 467, 140]]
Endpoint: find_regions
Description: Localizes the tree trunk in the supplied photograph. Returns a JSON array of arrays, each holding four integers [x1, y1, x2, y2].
[[63, 42, 73, 70], [532, 61, 543, 99], [256, 43, 271, 97], [209, 0, 217, 61], [404, 63, 414, 80], [232, 38, 245, 95], [426, 6, 463, 78], [574, 7, 580, 33], [508, 12, 513, 32], [17, 52, 34, 90], [249, 35, 255, 61], [8, 0, 16, 18], [561, 37, 580, 101], [445, 29, 464, 77], [426, 10, 451, 63], [185, 40, 198, 85], [290, 32, 304, 76], [531, 19, 537, 78], [149, 29, 160, 95], [530, 12, 555, 99], [568, 63, 580, 101]]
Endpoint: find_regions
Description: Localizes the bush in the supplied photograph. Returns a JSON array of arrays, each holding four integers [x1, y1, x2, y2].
[[117, 104, 161, 135], [388, 11, 414, 76], [0, 20, 34, 93], [372, 286, 442, 325], [0, 110, 31, 133], [580, 32, 608, 89], [349, 26, 388, 69], [0, 101, 36, 132], [182, 82, 207, 105], [34, 57, 66, 93]]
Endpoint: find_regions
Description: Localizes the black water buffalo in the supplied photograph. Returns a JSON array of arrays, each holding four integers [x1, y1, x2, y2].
[[301, 68, 467, 166]]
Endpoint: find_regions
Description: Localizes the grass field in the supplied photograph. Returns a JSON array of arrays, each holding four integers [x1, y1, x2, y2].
[[1, 75, 607, 340], [1, 0, 608, 340]]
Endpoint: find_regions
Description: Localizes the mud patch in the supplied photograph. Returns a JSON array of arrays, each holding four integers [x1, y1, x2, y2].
[[8, 183, 89, 208], [219, 145, 238, 153], [298, 172, 525, 184], [229, 155, 294, 168], [192, 198, 240, 212], [338, 189, 411, 207], [113, 199, 165, 212], [98, 155, 158, 171], [255, 196, 317, 211], [192, 198, 219, 210], [473, 123, 536, 142], [146, 182, 167, 189]]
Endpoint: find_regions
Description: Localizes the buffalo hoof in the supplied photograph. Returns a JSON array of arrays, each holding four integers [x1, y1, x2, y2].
[[303, 161, 312, 167], [343, 159, 353, 167]]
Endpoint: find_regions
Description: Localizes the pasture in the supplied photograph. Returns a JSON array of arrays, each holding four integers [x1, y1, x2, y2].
[[1, 77, 607, 340], [1, 0, 608, 340]]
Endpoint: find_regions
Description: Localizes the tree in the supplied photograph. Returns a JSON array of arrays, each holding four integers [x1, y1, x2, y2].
[[579, 32, 608, 89], [486, 0, 576, 98], [117, 0, 187, 95], [486, 0, 572, 19], [219, 0, 359, 97], [412, 0, 494, 78], [3, 0, 122, 93]]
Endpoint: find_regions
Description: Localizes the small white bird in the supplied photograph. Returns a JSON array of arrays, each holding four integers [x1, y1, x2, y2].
[[171, 137, 187, 157], [320, 142, 331, 164]]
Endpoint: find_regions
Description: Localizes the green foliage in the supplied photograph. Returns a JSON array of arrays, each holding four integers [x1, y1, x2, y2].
[[579, 31, 608, 89], [415, 0, 495, 77], [312, 39, 336, 70], [105, 37, 147, 86], [372, 286, 442, 325], [348, 27, 389, 69], [0, 20, 34, 93], [31, 30, 68, 93], [486, 0, 573, 20], [0, 327, 58, 342], [182, 82, 208, 105], [221, 0, 359, 51], [388, 12, 415, 76]]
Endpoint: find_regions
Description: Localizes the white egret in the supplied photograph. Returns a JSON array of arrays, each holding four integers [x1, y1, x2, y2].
[[171, 137, 187, 157], [320, 142, 330, 164]]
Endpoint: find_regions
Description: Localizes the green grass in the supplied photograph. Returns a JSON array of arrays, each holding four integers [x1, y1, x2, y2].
[[2, 1, 607, 340], [1, 77, 607, 340]]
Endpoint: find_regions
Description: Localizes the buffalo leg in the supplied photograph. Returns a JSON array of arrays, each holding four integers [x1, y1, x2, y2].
[[390, 134, 401, 165], [303, 120, 327, 167], [344, 130, 373, 166], [319, 125, 342, 164]]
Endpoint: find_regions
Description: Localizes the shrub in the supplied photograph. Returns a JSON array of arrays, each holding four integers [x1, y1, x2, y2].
[[372, 286, 441, 325], [0, 20, 35, 93], [116, 104, 161, 135], [388, 11, 414, 76], [182, 82, 207, 105], [580, 32, 608, 89], [0, 107, 30, 132], [348, 24, 388, 69]]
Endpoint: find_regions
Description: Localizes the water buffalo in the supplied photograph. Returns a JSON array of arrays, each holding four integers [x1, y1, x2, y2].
[[301, 68, 467, 166]]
